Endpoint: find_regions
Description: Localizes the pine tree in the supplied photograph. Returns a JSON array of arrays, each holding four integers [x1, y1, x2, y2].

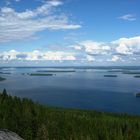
[[2, 88, 7, 96]]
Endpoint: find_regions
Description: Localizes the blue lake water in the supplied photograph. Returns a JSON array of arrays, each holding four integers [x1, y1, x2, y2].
[[0, 67, 140, 115]]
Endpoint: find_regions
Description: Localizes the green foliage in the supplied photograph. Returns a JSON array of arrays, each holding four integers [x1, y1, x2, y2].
[[0, 90, 140, 140], [2, 89, 7, 95]]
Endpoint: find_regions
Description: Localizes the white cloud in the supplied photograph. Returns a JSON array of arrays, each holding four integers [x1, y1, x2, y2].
[[111, 55, 120, 62], [64, 55, 76, 60], [0, 1, 81, 43], [0, 50, 76, 61], [73, 36, 140, 56], [1, 50, 19, 60], [86, 55, 95, 62], [72, 45, 82, 50], [118, 14, 136, 21], [112, 36, 140, 55], [1, 36, 140, 64], [115, 44, 132, 55], [71, 36, 140, 63], [47, 0, 63, 6], [78, 40, 111, 55]]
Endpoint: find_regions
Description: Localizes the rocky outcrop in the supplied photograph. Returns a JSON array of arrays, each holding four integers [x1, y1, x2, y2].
[[0, 130, 24, 140]]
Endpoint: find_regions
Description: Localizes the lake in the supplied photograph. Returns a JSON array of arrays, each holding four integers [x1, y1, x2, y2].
[[0, 66, 140, 115]]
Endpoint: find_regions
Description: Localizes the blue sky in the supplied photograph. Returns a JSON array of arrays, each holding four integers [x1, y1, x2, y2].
[[0, 0, 140, 66]]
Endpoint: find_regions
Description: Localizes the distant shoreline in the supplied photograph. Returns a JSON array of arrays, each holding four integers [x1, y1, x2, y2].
[[1, 66, 140, 69]]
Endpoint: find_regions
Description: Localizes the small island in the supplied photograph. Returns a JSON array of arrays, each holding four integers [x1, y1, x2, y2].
[[123, 72, 140, 74], [0, 72, 11, 74], [136, 93, 140, 97], [30, 73, 53, 76], [134, 76, 140, 78], [108, 70, 124, 72], [37, 70, 76, 73], [21, 73, 25, 75], [104, 75, 117, 77], [0, 76, 6, 81]]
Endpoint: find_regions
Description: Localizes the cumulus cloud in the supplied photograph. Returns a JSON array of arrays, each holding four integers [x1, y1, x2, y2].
[[0, 50, 76, 61], [77, 40, 111, 55], [1, 36, 140, 64], [110, 55, 120, 62], [72, 45, 82, 50], [0, 0, 81, 43], [72, 36, 140, 63], [118, 14, 136, 21], [112, 36, 140, 55], [86, 55, 95, 62]]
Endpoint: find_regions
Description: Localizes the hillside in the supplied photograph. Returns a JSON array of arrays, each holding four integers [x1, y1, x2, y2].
[[0, 89, 140, 140]]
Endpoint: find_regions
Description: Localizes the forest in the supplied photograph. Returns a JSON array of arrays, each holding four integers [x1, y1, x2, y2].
[[0, 89, 140, 140]]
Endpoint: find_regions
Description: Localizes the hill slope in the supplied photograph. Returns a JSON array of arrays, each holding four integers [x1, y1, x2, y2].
[[0, 89, 140, 140]]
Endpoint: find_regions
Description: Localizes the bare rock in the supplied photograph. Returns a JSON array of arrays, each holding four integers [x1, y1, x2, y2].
[[0, 129, 24, 140]]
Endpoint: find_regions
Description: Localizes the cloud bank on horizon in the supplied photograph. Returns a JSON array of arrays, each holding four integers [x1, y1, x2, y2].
[[0, 0, 140, 66]]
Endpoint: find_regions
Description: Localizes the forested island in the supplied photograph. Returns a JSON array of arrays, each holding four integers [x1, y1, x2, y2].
[[29, 73, 53, 76], [0, 89, 140, 140], [108, 70, 125, 72], [104, 75, 117, 77], [136, 93, 140, 97], [0, 77, 6, 81], [134, 76, 140, 78], [0, 72, 11, 74], [37, 70, 76, 73], [123, 72, 140, 74]]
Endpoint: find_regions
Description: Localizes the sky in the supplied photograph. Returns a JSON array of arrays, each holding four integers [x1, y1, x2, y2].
[[0, 0, 140, 66]]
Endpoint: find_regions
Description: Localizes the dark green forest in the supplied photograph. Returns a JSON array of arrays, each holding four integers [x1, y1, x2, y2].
[[0, 89, 140, 140]]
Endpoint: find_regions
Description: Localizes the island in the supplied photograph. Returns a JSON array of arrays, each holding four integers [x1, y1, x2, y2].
[[108, 70, 124, 72], [0, 72, 11, 74], [37, 70, 76, 73], [104, 75, 117, 77], [123, 72, 140, 74], [29, 73, 53, 76], [0, 76, 6, 81], [134, 76, 140, 78], [136, 93, 140, 97]]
